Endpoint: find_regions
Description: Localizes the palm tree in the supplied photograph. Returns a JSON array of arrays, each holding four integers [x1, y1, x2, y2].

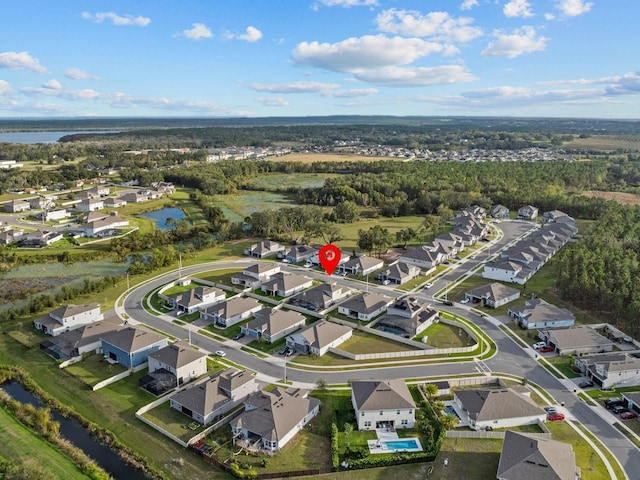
[[423, 383, 439, 401], [432, 400, 445, 415], [440, 413, 460, 431]]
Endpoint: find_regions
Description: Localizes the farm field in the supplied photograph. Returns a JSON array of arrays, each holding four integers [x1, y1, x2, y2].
[[563, 134, 640, 151]]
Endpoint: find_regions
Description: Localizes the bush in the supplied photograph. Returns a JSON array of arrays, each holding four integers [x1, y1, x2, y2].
[[331, 422, 339, 469]]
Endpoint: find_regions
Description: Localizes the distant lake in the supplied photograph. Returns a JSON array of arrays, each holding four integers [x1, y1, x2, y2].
[[140, 207, 187, 230], [0, 130, 118, 144]]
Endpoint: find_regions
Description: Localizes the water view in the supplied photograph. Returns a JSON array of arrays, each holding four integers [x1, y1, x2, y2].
[[0, 131, 118, 144], [140, 207, 187, 230]]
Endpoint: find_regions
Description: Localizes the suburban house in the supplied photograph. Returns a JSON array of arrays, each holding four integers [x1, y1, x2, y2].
[[77, 198, 105, 212], [20, 229, 64, 248], [119, 192, 148, 203], [508, 299, 575, 330], [168, 286, 226, 314], [39, 316, 122, 361], [288, 283, 352, 312], [434, 232, 465, 253], [241, 308, 306, 343], [463, 205, 486, 219], [376, 261, 420, 285], [170, 368, 259, 425], [260, 272, 312, 298], [574, 352, 628, 376], [539, 326, 614, 356], [454, 387, 545, 431], [578, 353, 640, 389], [100, 326, 168, 368], [33, 303, 104, 337], [103, 197, 127, 208], [517, 205, 539, 220], [231, 263, 280, 289], [230, 387, 321, 452], [244, 240, 285, 259], [147, 340, 208, 385], [0, 228, 24, 245], [464, 283, 520, 308], [286, 320, 352, 356], [4, 200, 30, 213], [309, 250, 350, 267], [622, 392, 640, 414], [339, 255, 384, 276], [81, 215, 129, 238], [281, 245, 317, 264], [374, 296, 439, 338], [482, 260, 533, 285], [29, 196, 53, 210], [201, 296, 262, 328], [542, 210, 574, 224], [41, 209, 70, 222], [399, 246, 443, 270], [87, 185, 110, 197], [351, 379, 416, 430], [337, 292, 393, 322], [497, 430, 578, 480], [490, 204, 510, 219]]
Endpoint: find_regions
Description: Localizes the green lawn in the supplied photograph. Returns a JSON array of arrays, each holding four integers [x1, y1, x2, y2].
[[337, 330, 419, 354], [196, 268, 243, 287], [64, 354, 128, 387], [416, 322, 474, 349], [214, 191, 298, 223], [0, 405, 93, 480], [142, 402, 206, 443]]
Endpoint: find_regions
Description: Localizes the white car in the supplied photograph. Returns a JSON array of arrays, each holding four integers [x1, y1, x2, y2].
[[424, 282, 433, 289], [532, 342, 546, 350], [214, 350, 226, 357], [382, 280, 391, 285], [460, 298, 470, 304]]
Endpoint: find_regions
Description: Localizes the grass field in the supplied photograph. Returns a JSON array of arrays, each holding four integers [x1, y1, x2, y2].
[[0, 404, 93, 480], [563, 135, 640, 151], [214, 191, 297, 222], [582, 190, 640, 206], [245, 172, 342, 190], [337, 330, 419, 354]]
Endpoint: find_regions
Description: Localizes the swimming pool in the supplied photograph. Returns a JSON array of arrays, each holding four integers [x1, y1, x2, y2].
[[382, 438, 423, 451], [444, 405, 461, 419]]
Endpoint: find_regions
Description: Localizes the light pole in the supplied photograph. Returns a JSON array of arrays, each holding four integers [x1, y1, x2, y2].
[[283, 359, 287, 383]]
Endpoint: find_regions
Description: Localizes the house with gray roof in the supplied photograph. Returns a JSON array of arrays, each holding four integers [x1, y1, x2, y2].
[[286, 320, 352, 356], [201, 296, 262, 328], [261, 272, 312, 298], [244, 240, 285, 259], [540, 326, 614, 356], [33, 302, 104, 337], [351, 379, 416, 430], [241, 308, 306, 343], [4, 199, 30, 213], [482, 260, 533, 285], [282, 244, 317, 264], [339, 255, 384, 276], [490, 204, 509, 219], [518, 205, 539, 220], [374, 296, 439, 338], [542, 209, 574, 224], [337, 292, 393, 322], [40, 316, 122, 361], [100, 326, 168, 368], [464, 283, 520, 308], [497, 431, 578, 480], [168, 286, 225, 314], [376, 261, 421, 285], [434, 232, 464, 253], [230, 387, 321, 452], [288, 283, 352, 312], [622, 392, 640, 414], [231, 263, 280, 288], [399, 246, 443, 270], [170, 368, 258, 425], [586, 354, 640, 389], [454, 387, 545, 431], [508, 298, 575, 330], [147, 340, 207, 385]]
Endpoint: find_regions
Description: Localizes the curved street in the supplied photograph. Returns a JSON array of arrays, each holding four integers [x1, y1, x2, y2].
[[118, 220, 640, 479]]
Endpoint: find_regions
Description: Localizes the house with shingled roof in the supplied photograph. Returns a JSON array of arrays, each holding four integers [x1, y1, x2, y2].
[[33, 302, 104, 337], [508, 298, 575, 330], [286, 320, 352, 356], [244, 240, 285, 259], [260, 272, 312, 298], [147, 340, 207, 385], [231, 263, 280, 288], [241, 308, 306, 343], [464, 283, 520, 308], [338, 292, 393, 322], [351, 379, 416, 430], [200, 296, 262, 328], [100, 326, 168, 368]]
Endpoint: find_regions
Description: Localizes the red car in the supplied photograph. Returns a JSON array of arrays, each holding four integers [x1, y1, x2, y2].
[[539, 346, 555, 353], [547, 413, 565, 421], [620, 411, 638, 420]]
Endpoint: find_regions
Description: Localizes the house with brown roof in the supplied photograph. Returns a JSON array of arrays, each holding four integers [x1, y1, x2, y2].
[[260, 272, 312, 298], [33, 302, 104, 337], [200, 296, 262, 328], [337, 292, 393, 322], [230, 387, 321, 452], [497, 431, 578, 480], [286, 320, 352, 356], [100, 326, 168, 368], [241, 308, 306, 343], [147, 340, 207, 385], [539, 326, 614, 356], [170, 368, 259, 425], [454, 387, 545, 431], [508, 298, 575, 330], [351, 379, 416, 430], [464, 283, 520, 308]]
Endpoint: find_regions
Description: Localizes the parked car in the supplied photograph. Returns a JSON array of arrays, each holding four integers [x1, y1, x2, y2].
[[544, 406, 558, 414], [233, 333, 245, 340], [442, 300, 454, 306], [382, 280, 391, 285], [278, 347, 288, 356], [547, 413, 565, 421], [620, 411, 638, 420], [460, 298, 470, 304], [578, 380, 594, 388], [532, 342, 546, 350], [214, 350, 226, 357], [539, 346, 555, 353], [604, 398, 625, 409], [424, 282, 433, 289], [611, 405, 629, 415]]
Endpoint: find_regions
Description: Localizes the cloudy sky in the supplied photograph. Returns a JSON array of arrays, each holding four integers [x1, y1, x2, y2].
[[0, 0, 637, 118]]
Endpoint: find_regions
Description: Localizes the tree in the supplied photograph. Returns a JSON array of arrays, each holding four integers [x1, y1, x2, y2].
[[423, 383, 439, 401], [432, 400, 445, 415], [396, 227, 417, 249], [333, 201, 360, 223], [440, 413, 460, 431]]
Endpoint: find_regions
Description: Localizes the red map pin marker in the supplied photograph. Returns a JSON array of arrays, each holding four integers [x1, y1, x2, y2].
[[319, 244, 341, 276]]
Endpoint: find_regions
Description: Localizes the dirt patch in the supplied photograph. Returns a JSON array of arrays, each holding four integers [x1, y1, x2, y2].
[[582, 191, 640, 205]]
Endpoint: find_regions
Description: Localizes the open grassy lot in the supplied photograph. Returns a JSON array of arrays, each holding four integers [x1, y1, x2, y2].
[[563, 134, 640, 151], [214, 191, 297, 222], [197, 268, 243, 287], [142, 401, 206, 443], [64, 354, 128, 387], [335, 215, 424, 251], [0, 404, 93, 480], [416, 322, 474, 349], [338, 330, 419, 354], [582, 190, 640, 206], [246, 172, 342, 190]]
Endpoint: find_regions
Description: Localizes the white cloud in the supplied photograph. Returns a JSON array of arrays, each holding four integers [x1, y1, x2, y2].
[[249, 81, 378, 98], [314, 0, 378, 7], [0, 51, 47, 73], [180, 23, 213, 40], [42, 79, 62, 90], [556, 0, 593, 16], [293, 35, 445, 72], [460, 0, 479, 10], [350, 65, 477, 86], [65, 67, 99, 80], [81, 12, 151, 27], [375, 9, 483, 43], [481, 26, 547, 58], [0, 80, 12, 95], [224, 26, 263, 43], [544, 12, 556, 20], [255, 97, 289, 107], [504, 0, 534, 18]]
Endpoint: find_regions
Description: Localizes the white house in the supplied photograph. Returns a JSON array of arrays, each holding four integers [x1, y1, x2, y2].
[[231, 263, 280, 288], [147, 340, 207, 385], [169, 286, 226, 314], [338, 293, 393, 322], [286, 320, 352, 356], [244, 240, 285, 259], [464, 283, 521, 309], [399, 246, 443, 270], [201, 297, 262, 328], [482, 260, 532, 285], [376, 261, 420, 285], [508, 299, 575, 330], [339, 256, 384, 276], [517, 205, 539, 220], [351, 379, 416, 430], [33, 303, 104, 337], [77, 198, 104, 212]]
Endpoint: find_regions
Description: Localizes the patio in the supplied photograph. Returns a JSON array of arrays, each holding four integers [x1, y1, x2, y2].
[[367, 428, 423, 454], [443, 401, 470, 427]]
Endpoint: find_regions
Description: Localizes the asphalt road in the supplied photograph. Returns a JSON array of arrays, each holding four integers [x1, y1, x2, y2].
[[120, 220, 640, 479]]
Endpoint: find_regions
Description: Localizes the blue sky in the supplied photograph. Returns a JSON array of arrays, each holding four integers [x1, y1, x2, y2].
[[0, 0, 637, 118]]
